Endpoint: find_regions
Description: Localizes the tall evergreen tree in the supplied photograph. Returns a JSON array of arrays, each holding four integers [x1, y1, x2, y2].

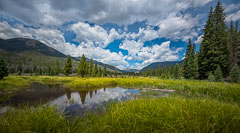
[[92, 63, 98, 77], [228, 20, 235, 72], [64, 56, 72, 76], [53, 60, 60, 75], [77, 54, 87, 77], [212, 0, 228, 76], [199, 6, 214, 79], [89, 59, 93, 76], [230, 63, 240, 83], [103, 64, 107, 77], [98, 67, 102, 77], [183, 39, 194, 79], [0, 56, 8, 80], [193, 51, 199, 79]]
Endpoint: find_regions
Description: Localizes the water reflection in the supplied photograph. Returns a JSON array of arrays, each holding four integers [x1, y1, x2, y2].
[[0, 82, 140, 116], [48, 87, 140, 116]]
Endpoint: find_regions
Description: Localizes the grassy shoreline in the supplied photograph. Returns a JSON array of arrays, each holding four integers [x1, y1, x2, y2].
[[1, 97, 240, 133], [1, 75, 240, 104], [1, 76, 240, 132]]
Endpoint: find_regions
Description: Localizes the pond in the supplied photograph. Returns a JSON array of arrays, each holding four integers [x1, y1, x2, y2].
[[0, 82, 171, 116]]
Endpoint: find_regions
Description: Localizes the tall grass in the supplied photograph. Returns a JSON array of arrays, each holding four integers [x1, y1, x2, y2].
[[1, 97, 240, 133], [88, 97, 240, 133], [1, 76, 240, 104]]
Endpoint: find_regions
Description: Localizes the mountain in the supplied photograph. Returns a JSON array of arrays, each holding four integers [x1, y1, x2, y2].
[[0, 38, 66, 58], [141, 61, 183, 72], [122, 68, 139, 73], [0, 38, 122, 73]]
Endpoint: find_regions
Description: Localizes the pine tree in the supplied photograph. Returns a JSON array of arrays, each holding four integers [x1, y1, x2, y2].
[[85, 61, 89, 77], [64, 56, 72, 76], [193, 51, 199, 79], [183, 39, 194, 79], [89, 59, 93, 76], [230, 63, 240, 83], [212, 0, 228, 76], [53, 60, 60, 75], [199, 6, 215, 79], [214, 65, 223, 82], [98, 67, 102, 77], [103, 64, 107, 77], [0, 56, 8, 80], [77, 54, 87, 77], [92, 63, 98, 77]]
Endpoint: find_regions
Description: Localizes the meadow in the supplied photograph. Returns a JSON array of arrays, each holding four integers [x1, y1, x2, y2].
[[0, 76, 240, 132]]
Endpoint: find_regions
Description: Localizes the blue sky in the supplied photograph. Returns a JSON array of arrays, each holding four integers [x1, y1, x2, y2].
[[0, 0, 240, 70]]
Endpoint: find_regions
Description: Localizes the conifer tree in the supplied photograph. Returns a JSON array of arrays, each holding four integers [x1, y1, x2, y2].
[[98, 67, 102, 77], [89, 59, 93, 76], [103, 64, 107, 77], [92, 63, 98, 77], [214, 65, 223, 82], [228, 21, 234, 72], [85, 61, 89, 77], [183, 39, 194, 79], [53, 60, 60, 75], [212, 0, 228, 76], [193, 51, 199, 79], [230, 63, 240, 83], [64, 56, 72, 76], [0, 56, 8, 80], [199, 6, 214, 79], [77, 54, 87, 77]]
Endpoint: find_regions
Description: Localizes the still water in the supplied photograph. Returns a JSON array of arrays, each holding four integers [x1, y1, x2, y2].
[[0, 82, 141, 116]]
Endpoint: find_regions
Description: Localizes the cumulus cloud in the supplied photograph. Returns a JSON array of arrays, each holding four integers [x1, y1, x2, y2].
[[226, 10, 240, 22], [224, 4, 240, 13], [0, 22, 32, 39], [194, 35, 203, 44], [157, 13, 200, 41], [136, 41, 183, 69], [0, 0, 213, 26], [71, 22, 123, 48]]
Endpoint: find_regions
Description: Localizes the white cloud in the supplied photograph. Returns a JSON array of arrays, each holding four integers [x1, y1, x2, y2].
[[224, 4, 240, 13], [194, 35, 203, 44], [71, 22, 123, 48], [0, 22, 32, 39], [226, 10, 240, 22], [0, 0, 213, 26], [136, 41, 183, 69], [120, 40, 183, 69], [157, 13, 200, 41], [193, 0, 213, 7]]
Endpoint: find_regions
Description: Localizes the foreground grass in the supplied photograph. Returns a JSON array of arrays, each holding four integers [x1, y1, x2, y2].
[[1, 76, 240, 104], [1, 97, 240, 133]]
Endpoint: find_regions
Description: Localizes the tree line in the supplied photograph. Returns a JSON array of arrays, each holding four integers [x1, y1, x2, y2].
[[63, 54, 118, 77]]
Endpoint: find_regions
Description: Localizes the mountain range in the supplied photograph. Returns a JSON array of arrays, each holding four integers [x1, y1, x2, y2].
[[0, 38, 122, 73]]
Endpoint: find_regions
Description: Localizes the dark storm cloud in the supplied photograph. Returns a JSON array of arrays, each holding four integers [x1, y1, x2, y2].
[[0, 0, 214, 26], [0, 0, 41, 24]]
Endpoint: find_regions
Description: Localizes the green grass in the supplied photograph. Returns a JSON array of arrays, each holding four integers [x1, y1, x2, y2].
[[1, 76, 240, 104], [1, 97, 240, 133]]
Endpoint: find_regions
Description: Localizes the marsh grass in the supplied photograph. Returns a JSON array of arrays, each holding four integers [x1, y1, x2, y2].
[[1, 97, 240, 133], [2, 76, 240, 104]]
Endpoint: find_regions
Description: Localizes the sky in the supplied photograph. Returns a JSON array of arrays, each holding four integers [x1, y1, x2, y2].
[[0, 0, 240, 70]]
